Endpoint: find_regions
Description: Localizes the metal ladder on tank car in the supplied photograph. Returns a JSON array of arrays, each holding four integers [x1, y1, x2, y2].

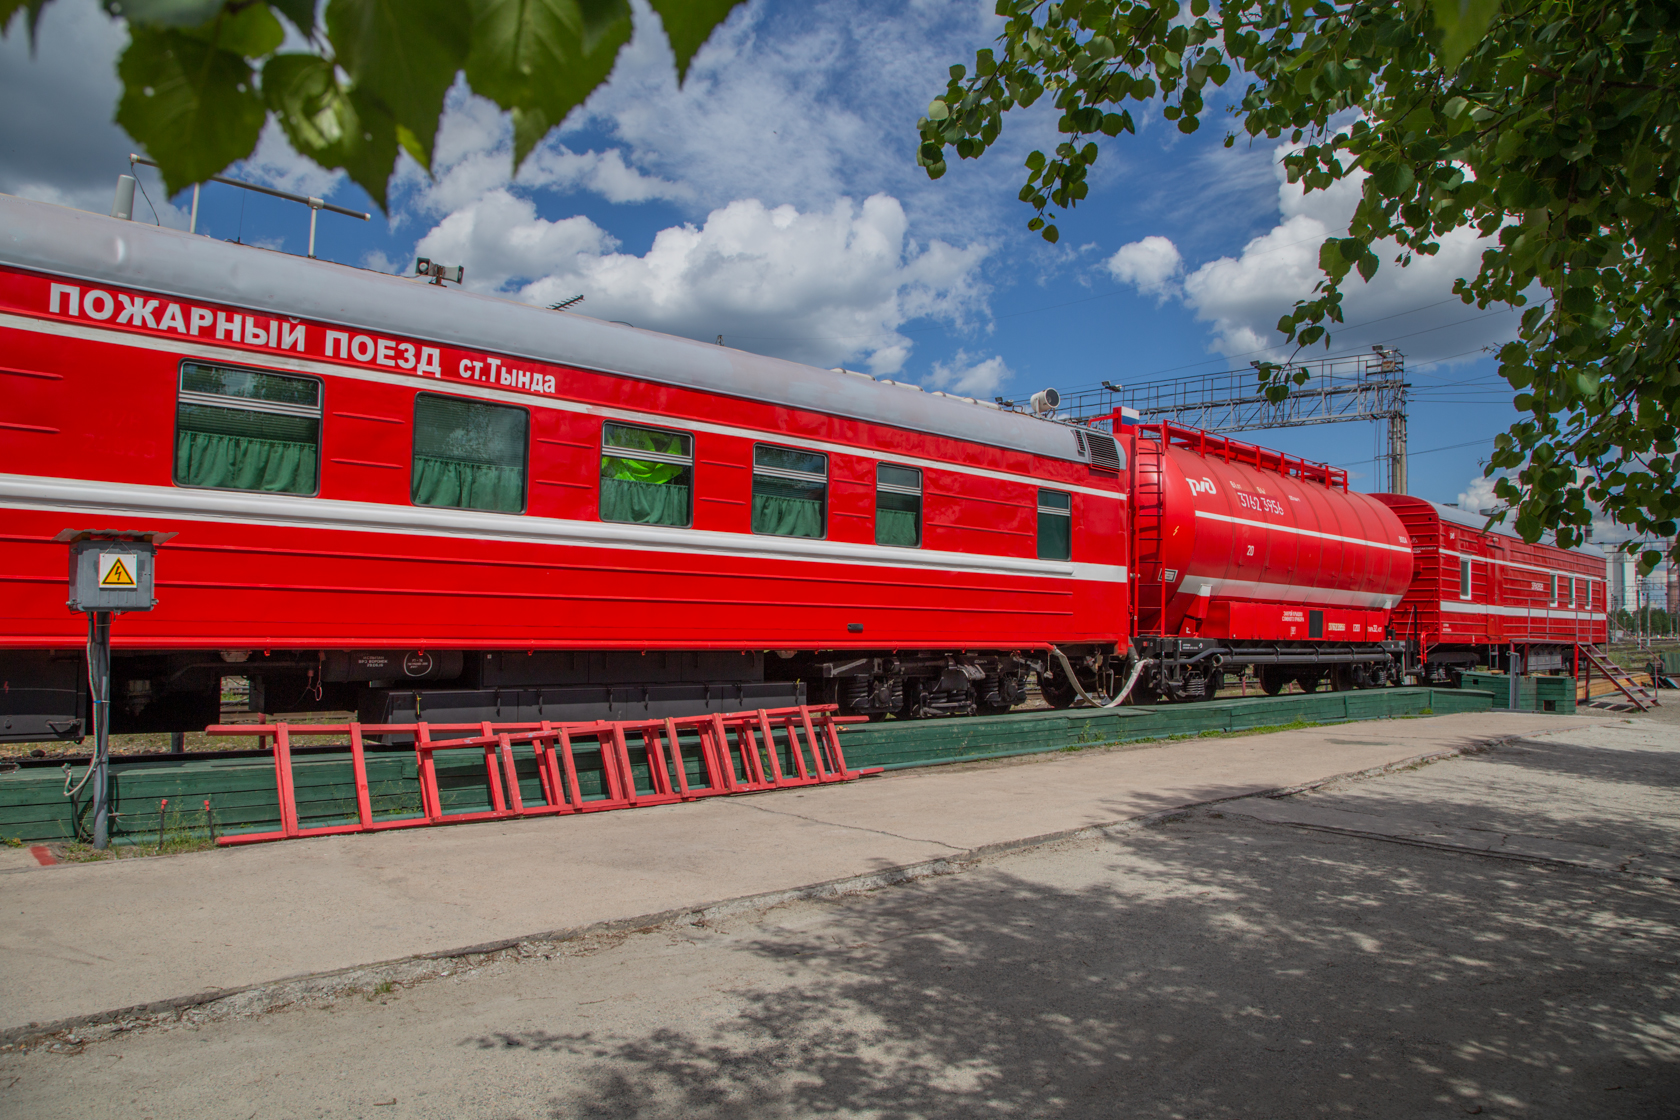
[[1131, 433, 1168, 638], [1579, 643, 1658, 711]]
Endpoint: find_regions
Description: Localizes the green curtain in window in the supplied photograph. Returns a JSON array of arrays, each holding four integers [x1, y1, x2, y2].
[[877, 507, 920, 547], [175, 429, 317, 494], [752, 494, 824, 538], [752, 478, 824, 538], [601, 477, 690, 526], [413, 395, 526, 513], [412, 456, 523, 513], [1038, 513, 1072, 561]]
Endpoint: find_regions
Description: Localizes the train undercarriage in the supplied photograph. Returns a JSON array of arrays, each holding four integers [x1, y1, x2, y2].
[[1113, 637, 1408, 705], [1, 635, 1411, 746]]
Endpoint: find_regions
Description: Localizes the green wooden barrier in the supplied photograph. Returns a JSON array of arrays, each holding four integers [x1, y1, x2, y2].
[[0, 687, 1487, 844]]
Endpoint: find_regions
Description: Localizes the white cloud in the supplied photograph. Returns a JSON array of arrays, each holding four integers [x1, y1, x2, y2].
[[414, 191, 988, 373], [233, 121, 346, 202], [1455, 474, 1503, 516], [0, 0, 145, 214], [925, 350, 1011, 397], [412, 189, 617, 290], [1104, 235, 1182, 299], [1111, 147, 1520, 366], [520, 146, 692, 204]]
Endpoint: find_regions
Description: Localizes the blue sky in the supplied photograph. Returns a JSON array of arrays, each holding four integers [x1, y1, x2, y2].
[[1, 0, 1524, 510]]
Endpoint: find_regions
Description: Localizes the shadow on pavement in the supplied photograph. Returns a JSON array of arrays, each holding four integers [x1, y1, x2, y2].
[[462, 807, 1680, 1119]]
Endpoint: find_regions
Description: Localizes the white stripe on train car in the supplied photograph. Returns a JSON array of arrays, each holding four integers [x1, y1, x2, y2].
[[1177, 576, 1399, 610], [1192, 509, 1413, 554], [1438, 600, 1608, 621], [0, 311, 1128, 504], [0, 473, 1128, 584]]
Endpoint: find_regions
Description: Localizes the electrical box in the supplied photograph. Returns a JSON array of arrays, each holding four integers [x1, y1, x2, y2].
[[63, 533, 162, 612]]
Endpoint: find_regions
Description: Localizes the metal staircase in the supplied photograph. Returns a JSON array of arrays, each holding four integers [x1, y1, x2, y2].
[[1580, 644, 1658, 711]]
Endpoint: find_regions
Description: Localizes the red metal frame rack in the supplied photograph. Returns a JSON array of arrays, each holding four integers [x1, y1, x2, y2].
[[208, 704, 874, 846]]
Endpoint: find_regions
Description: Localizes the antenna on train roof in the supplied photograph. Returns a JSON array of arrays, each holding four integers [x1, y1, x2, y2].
[[123, 154, 369, 259], [549, 294, 585, 310]]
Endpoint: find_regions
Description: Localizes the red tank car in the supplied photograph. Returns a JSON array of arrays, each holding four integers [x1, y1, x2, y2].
[[1108, 423, 1411, 701], [1373, 495, 1607, 681]]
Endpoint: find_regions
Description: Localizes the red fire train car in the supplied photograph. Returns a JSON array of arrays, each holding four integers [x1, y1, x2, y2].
[[1375, 496, 1608, 681], [1116, 424, 1411, 701], [0, 195, 1131, 740]]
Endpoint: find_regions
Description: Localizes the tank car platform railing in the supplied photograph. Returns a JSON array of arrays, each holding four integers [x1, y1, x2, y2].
[[204, 705, 875, 846]]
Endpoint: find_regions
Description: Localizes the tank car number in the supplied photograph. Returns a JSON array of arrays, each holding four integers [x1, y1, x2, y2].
[[1235, 491, 1286, 517]]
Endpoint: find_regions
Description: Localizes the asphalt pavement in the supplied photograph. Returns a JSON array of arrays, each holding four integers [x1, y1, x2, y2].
[[4, 708, 1677, 1118]]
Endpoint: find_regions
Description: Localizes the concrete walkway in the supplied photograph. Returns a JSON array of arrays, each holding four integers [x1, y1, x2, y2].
[[0, 709, 1611, 1031]]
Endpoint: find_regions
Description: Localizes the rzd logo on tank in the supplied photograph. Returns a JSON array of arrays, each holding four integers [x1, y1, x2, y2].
[[1185, 477, 1218, 497]]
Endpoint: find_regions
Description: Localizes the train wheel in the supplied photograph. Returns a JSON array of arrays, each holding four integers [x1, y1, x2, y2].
[[1330, 665, 1355, 692], [1296, 673, 1322, 694], [1258, 668, 1287, 696], [1039, 668, 1078, 709]]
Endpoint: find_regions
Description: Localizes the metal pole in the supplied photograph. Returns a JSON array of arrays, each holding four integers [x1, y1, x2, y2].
[[189, 183, 200, 234], [88, 609, 112, 849], [1508, 643, 1520, 711], [1388, 409, 1408, 495], [308, 199, 320, 258]]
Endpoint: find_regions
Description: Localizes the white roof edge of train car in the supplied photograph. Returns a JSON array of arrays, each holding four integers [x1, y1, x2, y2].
[[1420, 497, 1605, 556], [0, 193, 1091, 465]]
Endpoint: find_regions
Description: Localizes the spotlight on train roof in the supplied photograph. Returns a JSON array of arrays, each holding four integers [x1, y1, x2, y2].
[[416, 258, 464, 286], [1029, 388, 1060, 415]]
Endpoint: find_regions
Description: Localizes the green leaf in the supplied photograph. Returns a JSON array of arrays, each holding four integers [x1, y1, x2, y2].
[[325, 0, 472, 172], [262, 51, 398, 208], [927, 98, 949, 121], [1356, 248, 1379, 282], [267, 0, 318, 35], [648, 0, 744, 84], [1429, 0, 1501, 69], [115, 25, 264, 193], [1, 0, 51, 47], [464, 0, 632, 169], [181, 2, 284, 55], [1369, 160, 1414, 195], [106, 0, 224, 27]]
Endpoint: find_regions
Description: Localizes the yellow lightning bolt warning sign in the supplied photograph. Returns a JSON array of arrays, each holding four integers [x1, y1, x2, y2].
[[98, 552, 137, 588]]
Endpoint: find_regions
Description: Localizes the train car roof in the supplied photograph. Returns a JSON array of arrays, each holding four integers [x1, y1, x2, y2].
[[1400, 495, 1606, 556], [0, 193, 1092, 465]]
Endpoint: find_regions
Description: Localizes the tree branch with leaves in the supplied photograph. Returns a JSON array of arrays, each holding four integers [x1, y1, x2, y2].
[[1, 0, 745, 209], [918, 0, 1680, 572]]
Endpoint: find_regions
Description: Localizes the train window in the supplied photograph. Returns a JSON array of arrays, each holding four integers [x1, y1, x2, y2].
[[412, 394, 528, 513], [1037, 489, 1073, 561], [1459, 557, 1472, 599], [601, 422, 692, 527], [1570, 576, 1578, 608], [876, 464, 922, 547], [1550, 573, 1560, 606], [752, 445, 827, 538], [174, 362, 321, 495]]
